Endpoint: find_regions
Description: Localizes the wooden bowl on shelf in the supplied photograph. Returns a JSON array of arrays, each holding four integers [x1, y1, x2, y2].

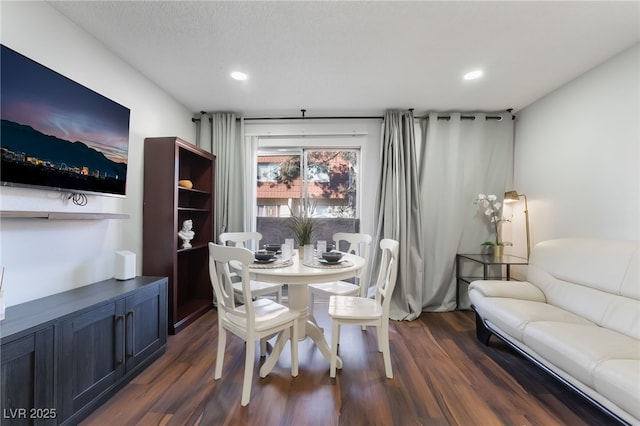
[[178, 179, 193, 189]]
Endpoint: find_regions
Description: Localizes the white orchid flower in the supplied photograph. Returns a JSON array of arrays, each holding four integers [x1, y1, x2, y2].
[[475, 192, 511, 245]]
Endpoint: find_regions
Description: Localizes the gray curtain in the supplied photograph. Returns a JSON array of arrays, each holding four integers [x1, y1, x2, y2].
[[197, 112, 245, 240], [373, 111, 514, 319], [372, 110, 425, 320], [418, 112, 514, 311]]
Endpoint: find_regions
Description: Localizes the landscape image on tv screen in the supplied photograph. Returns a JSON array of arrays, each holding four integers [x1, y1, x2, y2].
[[0, 44, 130, 196]]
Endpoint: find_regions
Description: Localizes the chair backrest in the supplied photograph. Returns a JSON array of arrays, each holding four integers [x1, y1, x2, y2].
[[374, 239, 400, 318], [219, 232, 263, 251], [333, 232, 373, 294], [208, 243, 256, 323]]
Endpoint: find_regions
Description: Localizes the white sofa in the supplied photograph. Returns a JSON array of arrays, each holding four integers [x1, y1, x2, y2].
[[469, 238, 640, 425]]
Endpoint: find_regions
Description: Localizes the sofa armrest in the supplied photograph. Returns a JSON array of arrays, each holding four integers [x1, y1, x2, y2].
[[469, 280, 547, 303]]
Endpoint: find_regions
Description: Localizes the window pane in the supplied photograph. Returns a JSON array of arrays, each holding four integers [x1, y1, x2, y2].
[[306, 150, 357, 218], [256, 149, 358, 219], [256, 152, 301, 217]]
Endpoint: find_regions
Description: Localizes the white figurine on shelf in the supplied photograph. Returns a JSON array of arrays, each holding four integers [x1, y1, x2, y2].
[[178, 219, 195, 249]]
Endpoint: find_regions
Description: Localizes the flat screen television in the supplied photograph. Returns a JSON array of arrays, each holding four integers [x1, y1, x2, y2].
[[1, 44, 130, 197]]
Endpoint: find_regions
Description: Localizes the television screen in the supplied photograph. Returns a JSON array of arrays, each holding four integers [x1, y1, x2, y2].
[[1, 44, 130, 197]]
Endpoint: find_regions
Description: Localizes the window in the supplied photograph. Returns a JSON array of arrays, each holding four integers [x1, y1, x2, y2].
[[256, 148, 359, 219]]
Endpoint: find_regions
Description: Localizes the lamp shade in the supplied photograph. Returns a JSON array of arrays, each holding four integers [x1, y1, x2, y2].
[[504, 190, 520, 203]]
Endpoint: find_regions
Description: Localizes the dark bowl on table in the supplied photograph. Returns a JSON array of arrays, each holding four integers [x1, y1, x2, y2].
[[322, 252, 343, 263], [264, 244, 282, 252], [254, 250, 276, 261]]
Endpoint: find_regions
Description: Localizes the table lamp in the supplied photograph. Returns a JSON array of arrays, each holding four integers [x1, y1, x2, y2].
[[504, 190, 531, 259]]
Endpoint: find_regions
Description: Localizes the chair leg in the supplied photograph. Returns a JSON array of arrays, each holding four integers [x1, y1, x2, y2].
[[379, 323, 393, 378], [241, 339, 255, 406], [359, 285, 367, 331], [260, 338, 267, 357], [376, 323, 384, 352], [330, 320, 340, 378], [276, 287, 283, 304], [291, 321, 299, 377], [259, 329, 289, 378], [214, 327, 226, 379]]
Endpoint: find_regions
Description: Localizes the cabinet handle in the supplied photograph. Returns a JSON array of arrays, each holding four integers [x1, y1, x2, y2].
[[126, 311, 136, 358], [115, 314, 125, 365]]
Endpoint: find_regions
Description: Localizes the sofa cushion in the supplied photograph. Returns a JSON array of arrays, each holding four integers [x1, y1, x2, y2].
[[524, 321, 640, 407], [527, 239, 638, 296], [468, 280, 546, 302], [526, 238, 640, 340], [469, 295, 592, 343], [594, 359, 640, 421]]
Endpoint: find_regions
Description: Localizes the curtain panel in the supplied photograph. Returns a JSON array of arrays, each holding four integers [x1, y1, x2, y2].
[[373, 111, 425, 320], [197, 112, 246, 240], [418, 112, 514, 311], [376, 111, 514, 319]]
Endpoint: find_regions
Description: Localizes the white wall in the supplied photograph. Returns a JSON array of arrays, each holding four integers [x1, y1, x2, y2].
[[0, 2, 196, 306], [512, 44, 639, 257]]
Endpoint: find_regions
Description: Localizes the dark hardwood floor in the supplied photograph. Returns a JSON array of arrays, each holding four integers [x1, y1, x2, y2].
[[81, 302, 616, 426]]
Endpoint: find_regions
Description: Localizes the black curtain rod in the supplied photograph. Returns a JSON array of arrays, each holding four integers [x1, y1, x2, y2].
[[192, 113, 512, 123], [191, 115, 382, 122], [243, 115, 508, 121], [244, 115, 383, 121]]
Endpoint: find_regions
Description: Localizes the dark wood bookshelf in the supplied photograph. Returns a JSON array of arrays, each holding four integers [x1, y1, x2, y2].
[[142, 137, 216, 334]]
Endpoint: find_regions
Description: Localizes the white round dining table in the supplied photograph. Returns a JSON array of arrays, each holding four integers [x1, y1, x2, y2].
[[249, 252, 364, 375]]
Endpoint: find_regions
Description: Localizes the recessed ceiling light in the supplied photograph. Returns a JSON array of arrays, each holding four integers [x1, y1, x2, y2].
[[463, 69, 483, 80], [231, 71, 248, 81]]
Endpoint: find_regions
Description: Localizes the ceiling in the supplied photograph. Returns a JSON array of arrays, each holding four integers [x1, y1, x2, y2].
[[49, 1, 639, 117]]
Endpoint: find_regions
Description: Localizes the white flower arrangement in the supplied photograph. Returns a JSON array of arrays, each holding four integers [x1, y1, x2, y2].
[[475, 193, 512, 246]]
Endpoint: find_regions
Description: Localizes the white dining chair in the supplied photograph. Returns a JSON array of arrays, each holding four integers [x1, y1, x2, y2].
[[208, 243, 299, 406], [328, 238, 400, 379], [308, 232, 372, 327], [219, 232, 283, 303], [309, 233, 372, 299]]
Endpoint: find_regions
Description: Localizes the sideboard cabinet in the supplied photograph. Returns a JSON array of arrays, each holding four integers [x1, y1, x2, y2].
[[1, 327, 55, 425], [143, 137, 216, 334], [0, 276, 167, 425]]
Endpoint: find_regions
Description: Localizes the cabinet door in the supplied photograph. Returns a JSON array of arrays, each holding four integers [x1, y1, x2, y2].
[[1, 327, 55, 426], [58, 301, 125, 421], [124, 281, 167, 372]]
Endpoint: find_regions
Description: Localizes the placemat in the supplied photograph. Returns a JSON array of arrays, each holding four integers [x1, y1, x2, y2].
[[302, 259, 354, 269], [248, 259, 293, 269]]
